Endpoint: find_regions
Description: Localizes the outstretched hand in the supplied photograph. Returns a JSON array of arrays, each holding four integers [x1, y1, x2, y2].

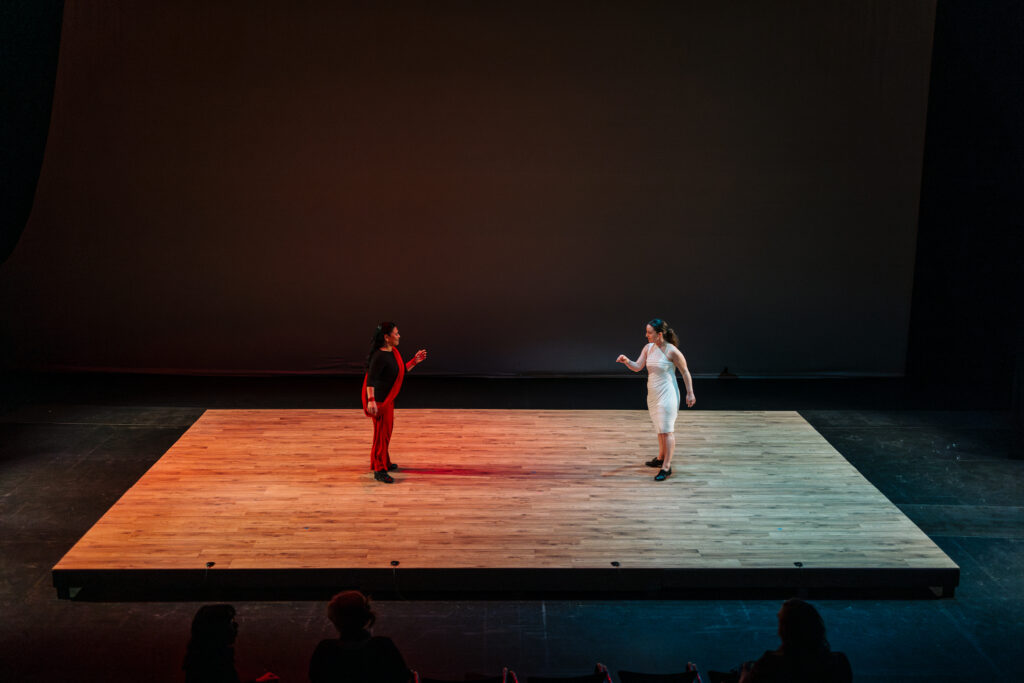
[[615, 354, 629, 364], [413, 348, 428, 365]]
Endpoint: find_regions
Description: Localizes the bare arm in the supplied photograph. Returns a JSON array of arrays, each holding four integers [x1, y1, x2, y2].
[[616, 344, 650, 372], [668, 346, 696, 407]]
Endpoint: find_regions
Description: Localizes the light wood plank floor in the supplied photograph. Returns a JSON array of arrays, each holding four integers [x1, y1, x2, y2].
[[54, 410, 957, 577]]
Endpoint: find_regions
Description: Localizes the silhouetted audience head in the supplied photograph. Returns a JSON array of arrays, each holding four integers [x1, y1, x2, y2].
[[190, 604, 239, 648], [327, 589, 376, 635], [736, 598, 851, 683], [183, 604, 240, 683], [310, 590, 409, 683], [776, 598, 829, 654], [184, 604, 279, 683]]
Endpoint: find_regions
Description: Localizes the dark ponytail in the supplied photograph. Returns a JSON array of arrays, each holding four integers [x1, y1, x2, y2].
[[366, 321, 397, 366], [647, 318, 679, 347]]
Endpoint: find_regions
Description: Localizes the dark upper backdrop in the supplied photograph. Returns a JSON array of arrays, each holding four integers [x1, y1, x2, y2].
[[0, 1, 945, 376]]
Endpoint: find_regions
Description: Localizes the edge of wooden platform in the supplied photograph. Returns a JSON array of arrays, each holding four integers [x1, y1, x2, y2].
[[52, 565, 959, 601]]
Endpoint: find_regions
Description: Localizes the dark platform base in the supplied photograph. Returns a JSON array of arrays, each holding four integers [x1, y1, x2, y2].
[[53, 565, 958, 601]]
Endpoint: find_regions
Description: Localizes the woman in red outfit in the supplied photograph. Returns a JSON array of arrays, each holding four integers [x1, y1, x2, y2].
[[362, 322, 427, 483]]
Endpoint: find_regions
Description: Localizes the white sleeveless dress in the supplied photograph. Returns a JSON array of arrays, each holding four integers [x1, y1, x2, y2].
[[646, 342, 680, 433]]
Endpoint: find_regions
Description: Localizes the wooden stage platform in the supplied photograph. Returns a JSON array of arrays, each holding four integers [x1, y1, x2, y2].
[[52, 410, 959, 599]]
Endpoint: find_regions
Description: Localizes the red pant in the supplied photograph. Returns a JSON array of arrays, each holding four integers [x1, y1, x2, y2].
[[370, 403, 394, 471]]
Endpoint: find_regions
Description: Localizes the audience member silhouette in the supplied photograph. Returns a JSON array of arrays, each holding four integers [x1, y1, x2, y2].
[[180, 596, 853, 683], [309, 590, 411, 683], [738, 598, 851, 683], [183, 604, 279, 683]]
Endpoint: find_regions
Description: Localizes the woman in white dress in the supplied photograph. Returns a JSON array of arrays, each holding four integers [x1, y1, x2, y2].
[[616, 318, 696, 480]]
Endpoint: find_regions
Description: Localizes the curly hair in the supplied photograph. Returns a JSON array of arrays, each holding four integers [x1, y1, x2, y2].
[[327, 590, 376, 635]]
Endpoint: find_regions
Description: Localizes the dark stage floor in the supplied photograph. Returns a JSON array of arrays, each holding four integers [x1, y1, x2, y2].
[[1, 373, 1021, 682]]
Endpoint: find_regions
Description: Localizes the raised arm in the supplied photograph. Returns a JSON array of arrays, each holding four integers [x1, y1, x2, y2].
[[667, 346, 696, 407], [616, 344, 650, 373], [405, 349, 427, 371]]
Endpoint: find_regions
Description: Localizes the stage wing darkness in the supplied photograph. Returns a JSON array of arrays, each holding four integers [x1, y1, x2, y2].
[[0, 2, 935, 376]]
